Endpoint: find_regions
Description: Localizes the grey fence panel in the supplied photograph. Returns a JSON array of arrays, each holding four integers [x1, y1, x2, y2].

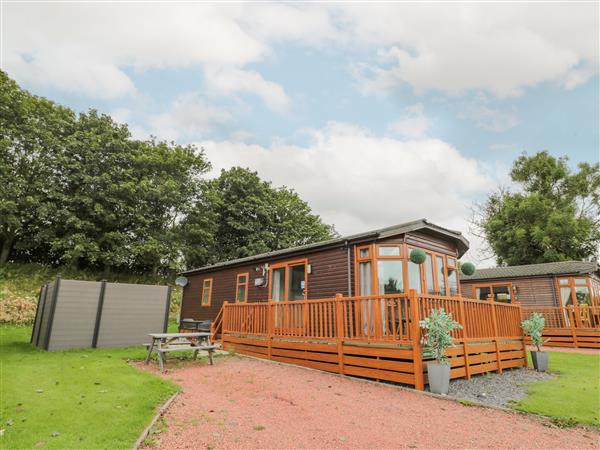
[[36, 281, 56, 349], [31, 284, 48, 345], [47, 280, 102, 351], [95, 283, 169, 348]]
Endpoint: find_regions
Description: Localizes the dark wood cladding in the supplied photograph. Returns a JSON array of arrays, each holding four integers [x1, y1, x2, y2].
[[461, 276, 557, 307], [180, 245, 350, 321], [181, 230, 462, 321]]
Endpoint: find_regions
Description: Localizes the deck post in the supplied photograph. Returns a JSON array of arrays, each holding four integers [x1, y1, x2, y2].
[[568, 306, 579, 347], [267, 302, 274, 360], [488, 295, 502, 374], [222, 301, 228, 348], [515, 301, 528, 367], [409, 289, 424, 390], [458, 296, 471, 380], [335, 293, 345, 375]]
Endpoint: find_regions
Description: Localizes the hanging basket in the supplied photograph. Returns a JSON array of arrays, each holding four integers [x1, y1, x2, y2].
[[461, 262, 476, 276], [409, 248, 427, 265]]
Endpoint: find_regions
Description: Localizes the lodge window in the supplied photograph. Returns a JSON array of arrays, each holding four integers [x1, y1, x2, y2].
[[474, 283, 512, 303], [201, 279, 212, 307], [557, 277, 593, 307], [355, 244, 458, 297], [236, 273, 249, 303]]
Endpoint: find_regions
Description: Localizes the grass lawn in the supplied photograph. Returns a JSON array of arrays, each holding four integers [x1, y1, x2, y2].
[[512, 351, 600, 427], [0, 325, 178, 449]]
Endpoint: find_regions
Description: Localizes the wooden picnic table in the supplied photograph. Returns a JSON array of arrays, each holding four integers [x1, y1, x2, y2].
[[144, 332, 217, 372]]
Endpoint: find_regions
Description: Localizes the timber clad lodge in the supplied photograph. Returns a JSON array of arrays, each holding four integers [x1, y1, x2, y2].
[[178, 219, 599, 389]]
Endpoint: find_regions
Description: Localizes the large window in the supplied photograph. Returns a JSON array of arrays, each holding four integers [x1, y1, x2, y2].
[[236, 273, 248, 303], [557, 277, 593, 307], [355, 243, 459, 297], [474, 283, 512, 303], [201, 278, 212, 307]]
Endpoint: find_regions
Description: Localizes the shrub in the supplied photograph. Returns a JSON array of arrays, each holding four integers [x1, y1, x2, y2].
[[409, 248, 427, 264], [460, 262, 476, 276], [419, 308, 462, 365], [0, 297, 37, 324], [522, 312, 546, 351]]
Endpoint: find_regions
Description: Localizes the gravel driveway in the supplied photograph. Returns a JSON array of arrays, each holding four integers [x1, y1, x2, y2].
[[140, 356, 599, 449]]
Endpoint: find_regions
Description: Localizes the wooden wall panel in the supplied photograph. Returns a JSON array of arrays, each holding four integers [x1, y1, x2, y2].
[[461, 276, 557, 307]]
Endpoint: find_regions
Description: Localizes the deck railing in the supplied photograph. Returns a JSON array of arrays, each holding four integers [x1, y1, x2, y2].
[[520, 305, 600, 329], [222, 290, 524, 345]]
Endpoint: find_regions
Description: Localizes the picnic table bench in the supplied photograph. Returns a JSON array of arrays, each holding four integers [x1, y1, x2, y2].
[[144, 332, 217, 372]]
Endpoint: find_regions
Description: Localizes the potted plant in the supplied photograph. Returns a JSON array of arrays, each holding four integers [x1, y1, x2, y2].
[[420, 308, 462, 394], [522, 313, 548, 371]]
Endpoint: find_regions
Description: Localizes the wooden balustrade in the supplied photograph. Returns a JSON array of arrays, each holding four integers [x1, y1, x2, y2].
[[221, 291, 524, 345]]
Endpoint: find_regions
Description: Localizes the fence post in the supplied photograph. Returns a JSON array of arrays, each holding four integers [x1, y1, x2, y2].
[[335, 293, 345, 375], [568, 306, 579, 347], [222, 301, 229, 348], [267, 302, 274, 360], [458, 296, 471, 380], [515, 301, 528, 367], [488, 295, 502, 374], [409, 289, 424, 390]]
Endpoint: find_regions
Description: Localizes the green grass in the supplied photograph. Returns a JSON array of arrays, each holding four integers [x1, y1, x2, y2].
[[0, 325, 179, 449], [512, 351, 600, 427]]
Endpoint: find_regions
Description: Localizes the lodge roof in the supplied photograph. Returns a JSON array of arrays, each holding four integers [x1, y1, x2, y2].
[[461, 260, 599, 282], [180, 218, 469, 275]]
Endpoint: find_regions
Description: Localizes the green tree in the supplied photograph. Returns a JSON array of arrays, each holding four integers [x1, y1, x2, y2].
[[474, 151, 600, 265], [0, 71, 76, 265], [182, 167, 337, 268]]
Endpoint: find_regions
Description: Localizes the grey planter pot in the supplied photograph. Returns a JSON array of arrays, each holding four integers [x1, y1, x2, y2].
[[427, 362, 451, 394], [531, 351, 548, 372]]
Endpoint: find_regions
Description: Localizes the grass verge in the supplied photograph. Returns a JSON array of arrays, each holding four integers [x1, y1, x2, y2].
[[0, 325, 178, 449], [511, 350, 599, 427]]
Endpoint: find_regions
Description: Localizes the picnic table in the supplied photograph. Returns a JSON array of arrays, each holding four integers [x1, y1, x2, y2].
[[144, 332, 217, 372]]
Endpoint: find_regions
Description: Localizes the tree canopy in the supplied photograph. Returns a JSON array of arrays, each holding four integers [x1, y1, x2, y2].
[[182, 167, 337, 268], [473, 151, 600, 266], [0, 71, 336, 274]]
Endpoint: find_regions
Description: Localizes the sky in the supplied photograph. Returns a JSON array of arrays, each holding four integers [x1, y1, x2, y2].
[[1, 2, 599, 267]]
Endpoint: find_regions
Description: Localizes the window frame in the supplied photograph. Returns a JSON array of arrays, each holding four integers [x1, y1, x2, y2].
[[472, 281, 513, 303], [201, 278, 213, 307], [268, 258, 308, 301], [235, 272, 249, 303]]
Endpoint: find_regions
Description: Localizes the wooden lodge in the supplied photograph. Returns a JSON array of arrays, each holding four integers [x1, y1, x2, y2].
[[179, 219, 527, 390], [461, 261, 600, 348]]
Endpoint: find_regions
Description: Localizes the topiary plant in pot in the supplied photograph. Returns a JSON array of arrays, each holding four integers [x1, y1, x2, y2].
[[522, 313, 548, 371], [420, 308, 462, 394]]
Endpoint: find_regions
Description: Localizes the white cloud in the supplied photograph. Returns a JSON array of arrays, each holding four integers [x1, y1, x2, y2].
[[387, 103, 430, 139], [197, 122, 497, 265], [148, 93, 232, 141], [343, 3, 598, 97], [204, 67, 291, 112], [2, 3, 596, 104]]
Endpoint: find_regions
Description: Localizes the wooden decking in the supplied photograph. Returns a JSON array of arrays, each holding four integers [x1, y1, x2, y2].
[[521, 305, 600, 349], [214, 291, 527, 390]]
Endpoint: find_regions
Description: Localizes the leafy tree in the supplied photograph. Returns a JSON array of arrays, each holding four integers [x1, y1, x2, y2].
[[0, 71, 76, 265], [183, 167, 337, 268], [473, 151, 600, 265]]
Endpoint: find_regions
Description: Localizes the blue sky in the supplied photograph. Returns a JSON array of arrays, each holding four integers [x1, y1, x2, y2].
[[2, 2, 598, 265]]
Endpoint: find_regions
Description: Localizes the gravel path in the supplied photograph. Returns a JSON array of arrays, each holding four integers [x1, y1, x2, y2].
[[448, 368, 555, 408], [139, 357, 599, 449]]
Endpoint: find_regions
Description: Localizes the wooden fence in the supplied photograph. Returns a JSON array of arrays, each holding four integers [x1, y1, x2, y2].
[[217, 290, 527, 390], [521, 305, 600, 349]]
